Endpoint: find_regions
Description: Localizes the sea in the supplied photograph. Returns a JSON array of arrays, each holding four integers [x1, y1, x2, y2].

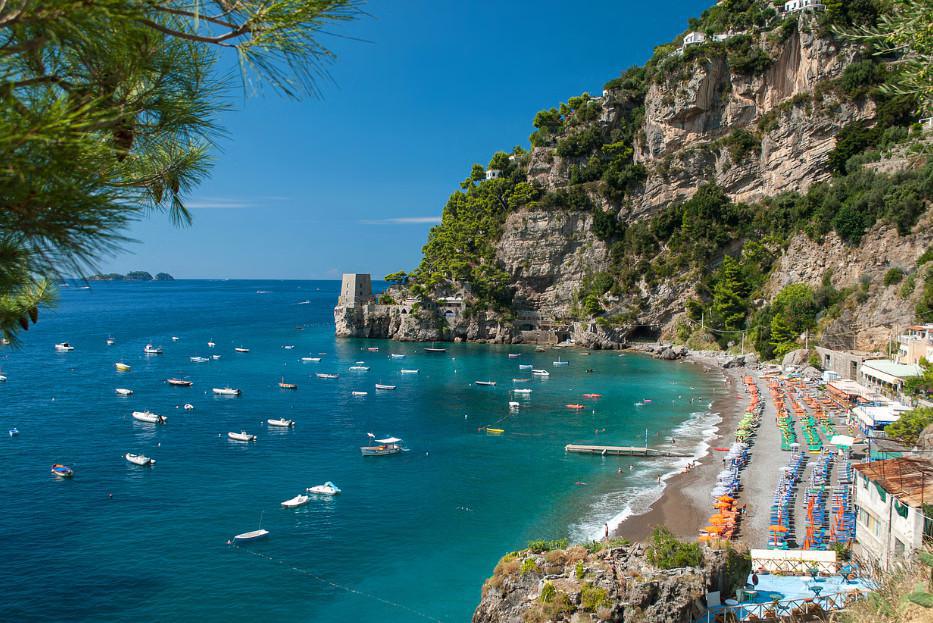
[[0, 280, 725, 622]]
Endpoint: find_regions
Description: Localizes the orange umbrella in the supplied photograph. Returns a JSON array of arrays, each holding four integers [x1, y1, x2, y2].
[[703, 525, 722, 534], [769, 525, 788, 532], [718, 495, 734, 502], [709, 516, 727, 524], [714, 501, 733, 509]]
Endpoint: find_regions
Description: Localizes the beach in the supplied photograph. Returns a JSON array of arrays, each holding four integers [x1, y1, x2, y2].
[[614, 358, 746, 542]]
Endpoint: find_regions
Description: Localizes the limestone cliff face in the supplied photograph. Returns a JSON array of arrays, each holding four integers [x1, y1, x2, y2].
[[334, 304, 514, 343]]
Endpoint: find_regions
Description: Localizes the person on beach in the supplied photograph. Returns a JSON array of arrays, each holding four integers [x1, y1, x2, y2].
[[604, 524, 609, 541]]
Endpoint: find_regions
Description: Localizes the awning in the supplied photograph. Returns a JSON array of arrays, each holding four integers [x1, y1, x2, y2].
[[375, 437, 402, 444], [830, 435, 855, 447]]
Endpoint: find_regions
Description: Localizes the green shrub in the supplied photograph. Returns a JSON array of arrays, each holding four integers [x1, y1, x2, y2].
[[827, 122, 880, 175], [883, 267, 904, 286], [900, 274, 916, 298], [520, 558, 540, 576], [556, 126, 604, 158], [539, 581, 556, 603], [575, 561, 585, 579], [917, 245, 933, 267], [839, 59, 885, 98], [646, 526, 703, 570], [527, 539, 568, 553], [884, 407, 933, 445], [580, 583, 610, 611], [722, 128, 761, 161]]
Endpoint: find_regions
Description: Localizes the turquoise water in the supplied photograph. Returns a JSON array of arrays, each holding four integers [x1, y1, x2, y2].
[[0, 280, 724, 622]]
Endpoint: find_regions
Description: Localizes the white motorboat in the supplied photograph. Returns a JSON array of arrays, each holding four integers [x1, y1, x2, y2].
[[233, 528, 268, 542], [281, 494, 310, 508], [307, 481, 341, 496], [227, 431, 255, 442], [424, 347, 446, 353], [316, 373, 339, 379], [400, 369, 419, 374], [349, 365, 370, 371], [132, 410, 166, 424], [553, 358, 569, 366], [531, 369, 550, 377], [508, 401, 520, 410], [367, 347, 379, 352], [518, 364, 533, 370], [207, 340, 216, 348], [167, 378, 192, 387], [115, 388, 133, 396], [213, 387, 241, 396], [54, 342, 75, 352], [267, 418, 295, 428], [475, 380, 496, 387], [375, 384, 396, 390], [360, 435, 403, 456], [389, 354, 405, 359], [171, 336, 180, 342], [0, 374, 6, 382], [9, 427, 19, 436], [508, 354, 520, 359], [106, 336, 115, 346], [234, 347, 249, 353], [183, 403, 194, 410], [352, 391, 368, 396], [513, 388, 533, 394], [283, 345, 295, 350], [301, 357, 321, 362], [125, 453, 155, 466], [143, 344, 163, 355], [190, 356, 209, 363], [115, 362, 131, 372], [211, 354, 221, 360]]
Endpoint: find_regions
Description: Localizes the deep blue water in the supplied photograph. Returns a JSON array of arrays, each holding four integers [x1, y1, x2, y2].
[[0, 280, 724, 622]]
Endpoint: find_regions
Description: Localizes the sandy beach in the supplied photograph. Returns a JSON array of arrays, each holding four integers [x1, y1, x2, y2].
[[615, 358, 746, 542]]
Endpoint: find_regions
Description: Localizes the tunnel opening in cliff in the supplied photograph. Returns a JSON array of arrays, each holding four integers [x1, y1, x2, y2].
[[627, 325, 661, 342]]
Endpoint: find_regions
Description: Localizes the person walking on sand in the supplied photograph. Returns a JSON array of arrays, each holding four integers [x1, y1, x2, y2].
[[604, 523, 609, 541]]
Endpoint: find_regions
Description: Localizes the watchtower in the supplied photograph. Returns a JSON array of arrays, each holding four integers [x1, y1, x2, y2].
[[339, 273, 372, 306]]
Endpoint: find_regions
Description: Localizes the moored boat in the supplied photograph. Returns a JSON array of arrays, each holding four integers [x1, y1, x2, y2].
[[9, 427, 19, 437], [348, 365, 370, 371], [367, 347, 379, 352], [553, 358, 569, 366], [211, 354, 221, 360], [207, 340, 216, 348], [132, 410, 166, 424], [171, 336, 179, 342], [352, 391, 368, 396], [143, 344, 163, 355], [518, 364, 533, 370], [183, 403, 194, 410], [424, 347, 446, 353], [50, 464, 74, 478], [513, 388, 532, 394], [400, 369, 419, 374], [316, 373, 339, 379], [106, 336, 115, 346], [507, 353, 520, 359], [389, 353, 405, 359], [508, 401, 520, 410], [374, 384, 396, 390], [281, 494, 309, 508], [234, 346, 249, 353], [115, 388, 133, 396], [307, 481, 341, 496], [190, 356, 209, 363], [360, 435, 403, 456], [167, 378, 193, 387], [283, 345, 295, 350], [301, 356, 321, 362], [512, 378, 529, 382], [475, 380, 496, 386], [115, 362, 131, 372], [278, 377, 298, 390], [232, 529, 268, 542], [531, 369, 550, 377], [486, 427, 504, 435], [227, 431, 256, 442], [125, 453, 155, 466], [212, 387, 241, 396], [267, 418, 295, 428], [583, 393, 602, 399], [566, 404, 585, 410], [54, 342, 75, 352]]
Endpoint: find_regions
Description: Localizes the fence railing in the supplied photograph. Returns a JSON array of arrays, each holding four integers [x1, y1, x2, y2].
[[703, 589, 867, 622]]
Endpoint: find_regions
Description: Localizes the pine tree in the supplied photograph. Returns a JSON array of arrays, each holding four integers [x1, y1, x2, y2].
[[712, 256, 750, 333]]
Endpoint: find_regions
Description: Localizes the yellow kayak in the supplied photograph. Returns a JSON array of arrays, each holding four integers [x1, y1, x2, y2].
[[486, 428, 504, 435]]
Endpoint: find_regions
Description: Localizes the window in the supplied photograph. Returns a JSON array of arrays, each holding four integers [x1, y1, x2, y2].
[[858, 507, 883, 539], [894, 539, 905, 556]]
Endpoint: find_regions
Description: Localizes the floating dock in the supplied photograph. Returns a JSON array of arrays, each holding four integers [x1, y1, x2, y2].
[[564, 444, 693, 458]]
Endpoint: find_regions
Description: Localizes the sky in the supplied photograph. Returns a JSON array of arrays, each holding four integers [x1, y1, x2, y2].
[[101, 0, 714, 280]]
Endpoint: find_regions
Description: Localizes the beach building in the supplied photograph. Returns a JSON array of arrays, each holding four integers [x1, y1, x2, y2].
[[815, 346, 878, 381], [676, 31, 706, 54], [858, 359, 922, 396], [338, 273, 372, 306], [851, 401, 912, 438], [897, 323, 933, 365], [852, 457, 933, 569], [783, 0, 825, 12], [437, 296, 464, 319]]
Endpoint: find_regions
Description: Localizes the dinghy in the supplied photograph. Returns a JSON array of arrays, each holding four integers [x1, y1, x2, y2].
[[212, 387, 241, 396], [486, 427, 504, 435], [211, 355, 221, 360], [508, 401, 520, 410], [9, 427, 19, 437], [283, 345, 295, 350], [171, 336, 180, 342], [267, 418, 295, 428], [566, 404, 585, 410], [278, 377, 298, 390], [348, 365, 370, 371], [50, 464, 74, 478], [115, 388, 133, 396], [125, 453, 155, 466], [106, 336, 115, 346], [513, 388, 532, 395], [183, 403, 194, 410], [167, 378, 192, 387], [115, 362, 131, 372], [207, 340, 216, 348], [389, 353, 405, 359], [367, 347, 379, 352], [507, 354, 520, 359], [227, 431, 256, 442], [553, 358, 569, 366], [512, 378, 529, 383], [0, 373, 5, 382], [307, 481, 341, 496], [281, 494, 310, 508], [374, 384, 397, 390], [233, 528, 268, 542], [583, 393, 602, 399], [424, 347, 446, 353], [132, 411, 166, 424]]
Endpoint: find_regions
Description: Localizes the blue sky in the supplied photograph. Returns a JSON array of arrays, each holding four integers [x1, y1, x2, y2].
[[103, 0, 713, 279]]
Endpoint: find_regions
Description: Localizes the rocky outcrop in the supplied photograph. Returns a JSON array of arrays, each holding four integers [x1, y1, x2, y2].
[[473, 543, 750, 623], [334, 304, 516, 344]]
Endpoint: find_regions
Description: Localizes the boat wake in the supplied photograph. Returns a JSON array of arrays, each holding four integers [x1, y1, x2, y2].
[[569, 409, 722, 543]]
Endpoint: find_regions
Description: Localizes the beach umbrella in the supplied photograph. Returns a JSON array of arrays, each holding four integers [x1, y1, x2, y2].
[[769, 525, 788, 532], [703, 525, 722, 534], [709, 515, 728, 524], [718, 495, 734, 502], [714, 501, 732, 509]]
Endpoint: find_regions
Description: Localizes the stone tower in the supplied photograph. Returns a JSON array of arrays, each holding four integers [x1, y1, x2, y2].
[[338, 273, 372, 306]]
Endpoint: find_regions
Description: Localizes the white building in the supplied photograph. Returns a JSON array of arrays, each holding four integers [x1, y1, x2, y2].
[[898, 324, 933, 366], [338, 273, 372, 306], [859, 359, 922, 396], [853, 458, 933, 569], [851, 401, 912, 437], [784, 0, 825, 12], [485, 168, 501, 180]]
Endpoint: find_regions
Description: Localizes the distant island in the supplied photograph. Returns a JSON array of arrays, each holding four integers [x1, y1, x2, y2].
[[87, 271, 174, 281]]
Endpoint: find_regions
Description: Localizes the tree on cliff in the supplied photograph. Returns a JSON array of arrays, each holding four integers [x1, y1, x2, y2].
[[0, 1, 360, 341], [711, 256, 750, 334]]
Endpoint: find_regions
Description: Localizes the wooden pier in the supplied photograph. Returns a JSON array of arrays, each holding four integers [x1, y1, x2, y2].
[[564, 444, 693, 458]]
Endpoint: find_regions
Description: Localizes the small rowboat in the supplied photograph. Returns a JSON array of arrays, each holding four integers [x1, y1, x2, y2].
[[234, 347, 250, 353], [212, 387, 241, 396], [228, 431, 256, 442], [475, 380, 496, 386], [583, 393, 602, 399], [267, 418, 295, 428], [233, 529, 268, 542], [566, 404, 585, 410], [115, 362, 131, 372], [281, 494, 309, 508], [167, 378, 192, 387], [375, 384, 396, 390], [125, 453, 155, 466], [132, 410, 166, 424], [307, 481, 341, 496], [51, 464, 74, 478], [115, 388, 133, 396], [486, 428, 504, 435], [316, 373, 339, 379]]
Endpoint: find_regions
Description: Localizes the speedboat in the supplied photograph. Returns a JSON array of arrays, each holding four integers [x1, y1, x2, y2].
[[234, 347, 249, 353], [360, 436, 403, 456], [50, 464, 74, 478], [190, 356, 209, 363], [213, 387, 241, 396], [106, 336, 115, 346], [171, 336, 180, 342], [389, 354, 405, 359], [301, 357, 321, 362], [375, 384, 396, 390], [115, 388, 133, 396], [424, 347, 446, 353], [183, 403, 194, 410], [125, 453, 155, 466], [227, 431, 255, 442], [475, 380, 496, 386], [518, 364, 533, 370], [531, 369, 550, 377], [9, 427, 19, 437], [349, 365, 370, 371], [283, 345, 295, 350], [316, 373, 338, 379], [553, 358, 569, 366], [400, 369, 419, 374], [352, 391, 368, 396], [167, 378, 193, 387], [507, 354, 520, 359], [267, 418, 295, 428], [143, 344, 163, 355], [307, 481, 341, 496], [233, 529, 268, 542], [54, 342, 75, 352], [132, 411, 166, 424], [513, 388, 532, 394], [278, 377, 298, 390], [207, 340, 216, 348], [115, 362, 131, 372], [281, 494, 310, 508]]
